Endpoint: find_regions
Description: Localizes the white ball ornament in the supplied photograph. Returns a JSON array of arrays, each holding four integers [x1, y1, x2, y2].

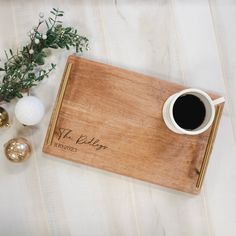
[[39, 12, 44, 18], [29, 49, 34, 54], [42, 34, 47, 40], [15, 96, 45, 126], [35, 39, 40, 44]]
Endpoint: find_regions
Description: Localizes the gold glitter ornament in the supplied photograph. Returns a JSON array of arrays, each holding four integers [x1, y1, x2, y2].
[[4, 137, 32, 163], [0, 107, 9, 127]]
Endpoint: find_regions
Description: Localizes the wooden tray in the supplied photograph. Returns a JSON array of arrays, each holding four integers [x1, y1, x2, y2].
[[43, 56, 224, 194]]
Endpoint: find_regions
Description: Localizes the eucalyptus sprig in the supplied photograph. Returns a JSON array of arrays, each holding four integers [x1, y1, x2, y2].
[[0, 8, 89, 102]]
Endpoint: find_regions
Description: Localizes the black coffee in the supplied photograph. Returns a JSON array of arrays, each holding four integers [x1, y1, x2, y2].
[[173, 94, 206, 130]]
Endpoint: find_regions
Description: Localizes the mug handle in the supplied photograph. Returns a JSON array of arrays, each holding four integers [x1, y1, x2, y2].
[[213, 97, 225, 106]]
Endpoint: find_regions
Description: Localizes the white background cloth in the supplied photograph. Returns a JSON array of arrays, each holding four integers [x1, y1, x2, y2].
[[0, 0, 236, 235]]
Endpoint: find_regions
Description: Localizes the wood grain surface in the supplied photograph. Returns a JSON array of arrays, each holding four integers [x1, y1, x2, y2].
[[43, 56, 224, 194]]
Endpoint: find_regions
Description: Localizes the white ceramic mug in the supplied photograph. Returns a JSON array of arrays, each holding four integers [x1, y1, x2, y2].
[[162, 88, 225, 135]]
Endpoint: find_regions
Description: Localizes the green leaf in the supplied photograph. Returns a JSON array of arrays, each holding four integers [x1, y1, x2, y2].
[[57, 42, 64, 48], [28, 73, 36, 80], [58, 13, 63, 16], [9, 49, 13, 56], [51, 63, 56, 69], [45, 20, 50, 29], [53, 8, 58, 12], [50, 11, 56, 15], [65, 27, 72, 33], [27, 64, 34, 71], [4, 50, 8, 59], [0, 67, 5, 71], [36, 75, 44, 81], [49, 17, 56, 25], [49, 44, 58, 49], [16, 92, 23, 98], [34, 55, 44, 65]]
